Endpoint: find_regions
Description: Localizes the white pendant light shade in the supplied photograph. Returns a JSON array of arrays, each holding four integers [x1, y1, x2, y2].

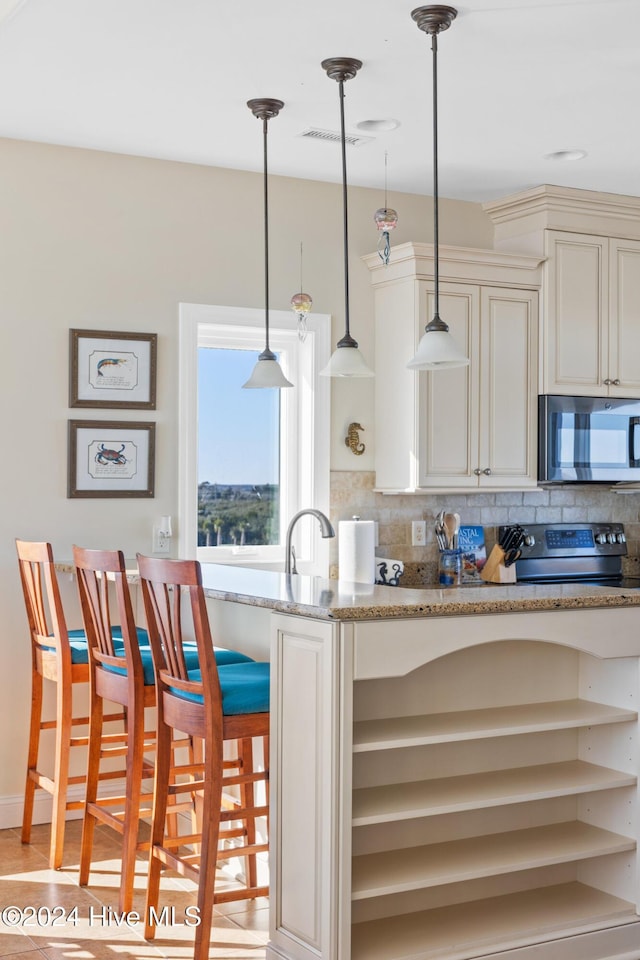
[[243, 354, 294, 389], [407, 328, 470, 370], [320, 343, 375, 377]]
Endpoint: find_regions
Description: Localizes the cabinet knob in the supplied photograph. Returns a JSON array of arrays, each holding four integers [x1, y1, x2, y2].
[[473, 468, 482, 476], [603, 378, 612, 385], [483, 468, 492, 476], [613, 379, 621, 385]]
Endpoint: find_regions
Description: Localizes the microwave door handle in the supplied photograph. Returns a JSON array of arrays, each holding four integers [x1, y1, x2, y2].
[[630, 417, 640, 466]]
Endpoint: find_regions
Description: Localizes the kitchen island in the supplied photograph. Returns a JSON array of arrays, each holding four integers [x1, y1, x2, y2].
[[199, 565, 640, 960]]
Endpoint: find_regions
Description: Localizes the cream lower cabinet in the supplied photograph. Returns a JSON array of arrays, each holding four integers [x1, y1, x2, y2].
[[365, 243, 541, 492], [544, 230, 640, 397], [267, 607, 640, 960]]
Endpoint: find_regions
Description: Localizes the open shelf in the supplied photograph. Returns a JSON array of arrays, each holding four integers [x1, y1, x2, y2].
[[353, 699, 637, 752], [351, 821, 636, 899], [351, 881, 637, 960], [352, 759, 636, 826]]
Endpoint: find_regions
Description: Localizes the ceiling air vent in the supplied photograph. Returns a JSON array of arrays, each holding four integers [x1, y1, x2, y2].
[[299, 127, 373, 147]]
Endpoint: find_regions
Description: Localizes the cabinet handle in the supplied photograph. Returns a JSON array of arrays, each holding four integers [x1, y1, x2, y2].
[[603, 378, 612, 385], [483, 468, 492, 476], [473, 468, 482, 476], [613, 379, 621, 385]]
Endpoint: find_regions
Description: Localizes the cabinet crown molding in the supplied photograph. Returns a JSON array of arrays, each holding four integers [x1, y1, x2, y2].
[[362, 242, 543, 288], [484, 184, 640, 243]]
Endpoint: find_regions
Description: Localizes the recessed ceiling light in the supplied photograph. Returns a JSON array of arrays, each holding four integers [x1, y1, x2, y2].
[[0, 0, 27, 26], [544, 149, 588, 162], [356, 119, 401, 133]]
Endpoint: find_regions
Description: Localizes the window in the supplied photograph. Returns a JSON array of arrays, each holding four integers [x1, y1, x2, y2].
[[178, 303, 331, 573]]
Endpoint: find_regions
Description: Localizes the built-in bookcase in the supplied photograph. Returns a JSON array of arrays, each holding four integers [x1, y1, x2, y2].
[[350, 639, 639, 960]]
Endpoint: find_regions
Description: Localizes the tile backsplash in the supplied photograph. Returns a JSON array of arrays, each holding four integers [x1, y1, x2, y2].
[[329, 471, 640, 585]]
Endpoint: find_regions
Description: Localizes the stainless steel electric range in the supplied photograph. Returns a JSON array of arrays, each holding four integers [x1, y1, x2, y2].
[[497, 522, 640, 587]]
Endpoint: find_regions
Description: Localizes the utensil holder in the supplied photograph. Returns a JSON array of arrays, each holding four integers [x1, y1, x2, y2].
[[439, 548, 463, 587], [480, 544, 517, 584]]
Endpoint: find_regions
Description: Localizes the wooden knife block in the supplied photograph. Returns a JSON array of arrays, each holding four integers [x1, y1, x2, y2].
[[480, 544, 517, 584]]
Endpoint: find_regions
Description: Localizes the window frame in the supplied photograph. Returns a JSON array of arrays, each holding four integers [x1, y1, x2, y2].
[[178, 303, 331, 573]]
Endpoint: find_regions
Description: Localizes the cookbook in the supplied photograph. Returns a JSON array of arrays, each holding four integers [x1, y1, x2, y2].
[[458, 525, 486, 583]]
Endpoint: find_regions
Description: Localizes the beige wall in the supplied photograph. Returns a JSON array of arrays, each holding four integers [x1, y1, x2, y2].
[[0, 136, 493, 807]]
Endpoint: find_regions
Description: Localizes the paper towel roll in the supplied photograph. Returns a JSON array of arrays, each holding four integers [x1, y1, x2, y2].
[[338, 519, 376, 584]]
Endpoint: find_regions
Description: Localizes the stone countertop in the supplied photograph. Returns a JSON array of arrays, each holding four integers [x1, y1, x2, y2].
[[55, 560, 640, 621], [197, 563, 640, 621]]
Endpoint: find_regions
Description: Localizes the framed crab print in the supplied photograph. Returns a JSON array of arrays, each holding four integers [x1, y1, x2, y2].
[[69, 329, 157, 409], [67, 420, 155, 498]]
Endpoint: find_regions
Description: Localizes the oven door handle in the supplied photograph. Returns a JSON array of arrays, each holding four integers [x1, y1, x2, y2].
[[630, 417, 640, 466]]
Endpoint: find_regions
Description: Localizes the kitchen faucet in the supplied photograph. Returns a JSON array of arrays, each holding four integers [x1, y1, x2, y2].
[[285, 509, 335, 575]]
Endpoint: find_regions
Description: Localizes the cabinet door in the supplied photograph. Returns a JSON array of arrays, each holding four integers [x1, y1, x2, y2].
[[478, 287, 539, 488], [418, 282, 480, 488], [609, 239, 640, 397], [544, 231, 608, 395]]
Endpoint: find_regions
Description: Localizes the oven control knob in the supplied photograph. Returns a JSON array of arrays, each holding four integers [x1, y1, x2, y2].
[[595, 533, 608, 545], [523, 535, 535, 547], [607, 533, 615, 544], [619, 532, 627, 543]]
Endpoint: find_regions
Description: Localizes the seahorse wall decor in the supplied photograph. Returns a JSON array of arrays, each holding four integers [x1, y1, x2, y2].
[[345, 422, 365, 456]]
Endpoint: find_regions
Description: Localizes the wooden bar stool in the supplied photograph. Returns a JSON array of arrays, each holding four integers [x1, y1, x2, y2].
[[15, 539, 127, 870], [73, 545, 157, 913], [137, 554, 269, 960], [74, 546, 256, 913]]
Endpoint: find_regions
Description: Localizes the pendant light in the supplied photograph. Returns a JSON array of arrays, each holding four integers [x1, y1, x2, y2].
[[374, 152, 398, 266], [407, 6, 469, 371], [243, 98, 293, 389], [290, 241, 312, 342], [319, 58, 374, 378]]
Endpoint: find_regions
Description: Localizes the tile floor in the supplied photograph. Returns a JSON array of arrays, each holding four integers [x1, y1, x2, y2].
[[0, 822, 268, 960]]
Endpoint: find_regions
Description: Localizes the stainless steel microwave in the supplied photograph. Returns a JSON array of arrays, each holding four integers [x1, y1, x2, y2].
[[538, 395, 640, 483]]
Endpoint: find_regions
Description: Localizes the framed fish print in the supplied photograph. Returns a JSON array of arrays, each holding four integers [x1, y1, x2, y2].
[[68, 420, 155, 498], [69, 329, 157, 409]]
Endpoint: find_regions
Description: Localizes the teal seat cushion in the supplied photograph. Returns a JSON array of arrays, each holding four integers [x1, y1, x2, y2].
[[103, 641, 253, 686], [170, 662, 270, 716], [46, 626, 150, 665]]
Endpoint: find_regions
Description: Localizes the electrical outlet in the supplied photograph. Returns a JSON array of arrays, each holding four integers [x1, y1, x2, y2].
[[412, 520, 427, 546], [152, 530, 171, 555]]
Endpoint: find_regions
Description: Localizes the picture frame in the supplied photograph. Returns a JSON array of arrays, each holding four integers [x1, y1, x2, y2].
[[69, 329, 157, 409], [68, 420, 155, 498]]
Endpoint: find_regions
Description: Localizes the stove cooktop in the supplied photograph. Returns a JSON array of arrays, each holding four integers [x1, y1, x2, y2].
[[498, 522, 633, 585]]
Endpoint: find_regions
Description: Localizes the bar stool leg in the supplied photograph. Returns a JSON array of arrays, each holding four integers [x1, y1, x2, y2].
[[22, 670, 43, 846]]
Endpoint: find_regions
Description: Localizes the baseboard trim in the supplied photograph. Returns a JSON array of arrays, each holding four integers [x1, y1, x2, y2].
[[0, 780, 127, 831]]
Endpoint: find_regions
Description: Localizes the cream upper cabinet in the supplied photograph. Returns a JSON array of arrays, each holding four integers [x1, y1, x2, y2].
[[484, 186, 640, 400], [544, 231, 640, 397], [364, 243, 542, 493]]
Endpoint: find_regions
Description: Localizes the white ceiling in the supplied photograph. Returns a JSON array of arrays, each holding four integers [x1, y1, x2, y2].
[[0, 0, 638, 204]]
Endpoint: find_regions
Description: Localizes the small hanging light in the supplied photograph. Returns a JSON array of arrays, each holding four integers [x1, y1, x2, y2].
[[319, 57, 374, 379], [407, 6, 469, 371], [243, 97, 293, 389], [290, 242, 312, 342], [374, 152, 398, 266]]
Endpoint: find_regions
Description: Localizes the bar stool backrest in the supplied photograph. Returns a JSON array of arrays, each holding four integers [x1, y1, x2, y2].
[[73, 546, 143, 691], [16, 539, 73, 676], [136, 554, 223, 742]]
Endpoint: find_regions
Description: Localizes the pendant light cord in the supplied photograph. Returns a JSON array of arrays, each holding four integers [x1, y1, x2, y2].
[[262, 115, 273, 356], [431, 31, 440, 323], [338, 78, 356, 347]]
